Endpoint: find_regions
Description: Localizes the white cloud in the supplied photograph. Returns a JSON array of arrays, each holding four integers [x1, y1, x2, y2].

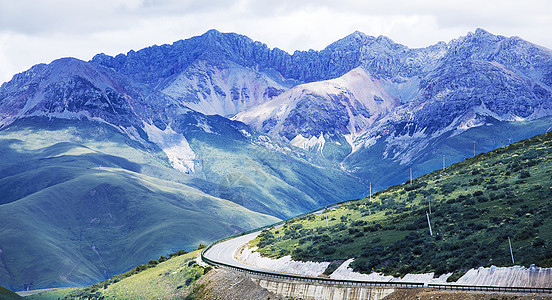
[[0, 0, 551, 84]]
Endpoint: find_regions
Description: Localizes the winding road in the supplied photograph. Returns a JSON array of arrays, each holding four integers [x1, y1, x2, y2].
[[202, 231, 268, 272], [201, 230, 552, 296]]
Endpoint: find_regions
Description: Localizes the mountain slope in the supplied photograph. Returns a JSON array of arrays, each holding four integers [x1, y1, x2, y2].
[[0, 118, 280, 291], [0, 286, 23, 300], [235, 28, 552, 190], [253, 130, 552, 277], [160, 59, 287, 117], [236, 67, 399, 150]]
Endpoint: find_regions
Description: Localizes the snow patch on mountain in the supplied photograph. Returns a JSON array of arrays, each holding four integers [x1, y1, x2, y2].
[[290, 133, 325, 152], [143, 122, 196, 173]]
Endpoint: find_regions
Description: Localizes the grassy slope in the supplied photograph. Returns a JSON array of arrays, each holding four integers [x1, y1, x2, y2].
[[343, 116, 552, 193], [179, 113, 365, 219], [189, 137, 364, 219], [26, 250, 206, 300], [0, 118, 279, 291], [253, 130, 552, 278], [0, 285, 23, 299]]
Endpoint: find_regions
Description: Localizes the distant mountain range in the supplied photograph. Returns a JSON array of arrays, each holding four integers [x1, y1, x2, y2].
[[0, 28, 551, 291]]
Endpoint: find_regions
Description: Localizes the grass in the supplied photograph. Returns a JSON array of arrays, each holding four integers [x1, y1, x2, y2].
[[343, 115, 552, 193], [0, 285, 23, 299], [3, 114, 549, 290], [252, 130, 552, 278], [26, 250, 208, 300]]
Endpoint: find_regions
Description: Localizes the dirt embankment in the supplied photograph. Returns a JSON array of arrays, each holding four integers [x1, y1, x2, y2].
[[191, 268, 283, 300], [384, 288, 552, 300]]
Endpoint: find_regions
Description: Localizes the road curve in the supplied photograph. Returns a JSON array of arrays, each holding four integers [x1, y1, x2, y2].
[[202, 231, 272, 272]]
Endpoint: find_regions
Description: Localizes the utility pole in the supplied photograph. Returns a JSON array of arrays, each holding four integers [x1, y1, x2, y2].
[[428, 196, 431, 214], [369, 182, 372, 202], [508, 237, 515, 264], [473, 141, 476, 157], [442, 154, 445, 170], [426, 211, 433, 236], [410, 168, 412, 184]]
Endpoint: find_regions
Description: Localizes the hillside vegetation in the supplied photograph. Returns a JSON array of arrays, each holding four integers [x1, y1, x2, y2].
[[0, 285, 23, 299], [27, 250, 208, 300], [253, 130, 552, 278]]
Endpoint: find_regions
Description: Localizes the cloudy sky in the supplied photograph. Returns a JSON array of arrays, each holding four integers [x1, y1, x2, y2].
[[0, 0, 550, 83]]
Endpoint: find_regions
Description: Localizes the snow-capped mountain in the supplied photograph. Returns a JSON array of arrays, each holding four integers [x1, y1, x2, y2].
[[1, 28, 552, 290], [2, 28, 551, 179], [235, 28, 552, 174]]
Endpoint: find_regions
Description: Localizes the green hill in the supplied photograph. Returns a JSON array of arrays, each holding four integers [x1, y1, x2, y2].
[[0, 118, 279, 290], [0, 285, 23, 299], [252, 130, 552, 278], [0, 116, 364, 290], [26, 250, 206, 300]]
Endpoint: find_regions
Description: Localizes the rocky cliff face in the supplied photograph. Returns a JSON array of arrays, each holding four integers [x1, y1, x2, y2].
[[234, 29, 552, 176]]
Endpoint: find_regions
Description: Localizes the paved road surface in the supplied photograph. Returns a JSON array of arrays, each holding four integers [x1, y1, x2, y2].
[[202, 231, 275, 273]]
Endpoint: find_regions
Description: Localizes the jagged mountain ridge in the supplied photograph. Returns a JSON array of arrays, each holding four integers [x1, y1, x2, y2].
[[1, 28, 551, 192], [346, 29, 552, 169], [233, 29, 552, 181]]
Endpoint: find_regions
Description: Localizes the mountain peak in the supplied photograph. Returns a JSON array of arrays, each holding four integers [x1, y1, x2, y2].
[[474, 28, 492, 36], [464, 28, 503, 44], [324, 31, 373, 52], [203, 28, 222, 36]]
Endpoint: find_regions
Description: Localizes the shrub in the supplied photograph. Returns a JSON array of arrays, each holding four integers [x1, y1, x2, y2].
[[290, 223, 303, 230], [169, 250, 188, 258], [447, 271, 466, 282], [322, 246, 336, 255], [519, 171, 531, 179], [134, 264, 147, 272], [533, 238, 545, 247]]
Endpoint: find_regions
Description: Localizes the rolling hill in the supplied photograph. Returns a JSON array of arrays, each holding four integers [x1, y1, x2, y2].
[[0, 117, 282, 290]]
